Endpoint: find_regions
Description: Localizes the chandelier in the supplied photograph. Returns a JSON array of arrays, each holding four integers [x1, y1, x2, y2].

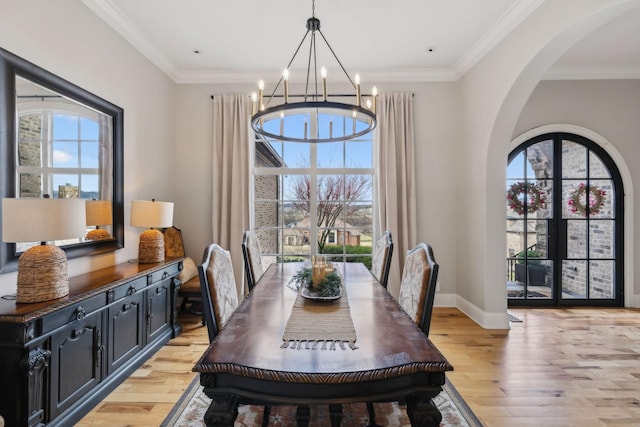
[[250, 0, 377, 143]]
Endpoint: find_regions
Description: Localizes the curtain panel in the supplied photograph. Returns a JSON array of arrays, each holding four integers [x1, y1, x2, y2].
[[375, 92, 417, 298], [211, 94, 251, 298]]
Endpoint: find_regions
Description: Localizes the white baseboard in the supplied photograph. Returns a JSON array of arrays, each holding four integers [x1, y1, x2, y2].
[[435, 292, 509, 329], [634, 293, 640, 308]]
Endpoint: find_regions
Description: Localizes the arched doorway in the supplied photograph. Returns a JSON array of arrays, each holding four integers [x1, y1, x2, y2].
[[506, 132, 624, 306]]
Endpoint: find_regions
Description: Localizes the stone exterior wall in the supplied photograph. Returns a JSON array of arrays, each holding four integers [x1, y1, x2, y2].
[[17, 113, 43, 197], [254, 142, 280, 265]]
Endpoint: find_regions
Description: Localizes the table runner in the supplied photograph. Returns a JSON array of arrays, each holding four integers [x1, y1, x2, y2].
[[281, 284, 358, 350]]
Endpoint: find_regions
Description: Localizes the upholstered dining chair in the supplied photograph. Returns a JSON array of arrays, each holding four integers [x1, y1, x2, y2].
[[198, 243, 240, 342], [370, 231, 393, 288], [397, 242, 439, 336], [367, 243, 439, 426], [242, 230, 264, 292], [198, 243, 271, 426]]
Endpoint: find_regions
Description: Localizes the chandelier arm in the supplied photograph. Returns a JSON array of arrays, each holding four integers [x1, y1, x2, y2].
[[317, 29, 357, 90], [304, 31, 315, 102], [266, 29, 312, 106]]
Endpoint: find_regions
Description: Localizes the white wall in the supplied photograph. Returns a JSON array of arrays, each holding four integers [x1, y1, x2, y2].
[[0, 0, 177, 295], [514, 80, 640, 305], [455, 0, 640, 327]]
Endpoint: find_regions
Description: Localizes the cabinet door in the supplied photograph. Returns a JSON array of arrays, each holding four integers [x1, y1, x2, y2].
[[49, 311, 103, 419], [107, 292, 144, 374], [147, 280, 171, 342]]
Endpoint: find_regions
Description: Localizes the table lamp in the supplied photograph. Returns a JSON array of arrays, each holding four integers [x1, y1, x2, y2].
[[130, 199, 173, 263], [1, 197, 86, 303], [85, 200, 112, 240]]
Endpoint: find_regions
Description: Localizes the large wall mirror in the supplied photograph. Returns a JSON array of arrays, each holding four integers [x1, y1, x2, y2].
[[0, 48, 124, 273]]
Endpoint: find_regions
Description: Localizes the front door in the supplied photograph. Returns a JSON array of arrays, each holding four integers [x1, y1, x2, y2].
[[506, 133, 623, 306]]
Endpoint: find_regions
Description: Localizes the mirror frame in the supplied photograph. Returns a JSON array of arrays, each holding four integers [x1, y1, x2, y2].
[[0, 48, 124, 273]]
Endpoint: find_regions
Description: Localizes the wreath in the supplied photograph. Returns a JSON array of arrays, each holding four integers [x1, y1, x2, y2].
[[568, 183, 606, 216], [507, 181, 546, 215]]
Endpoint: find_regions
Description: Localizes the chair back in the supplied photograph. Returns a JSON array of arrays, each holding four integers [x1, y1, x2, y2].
[[242, 230, 264, 291], [397, 243, 439, 336], [198, 244, 240, 342], [371, 231, 393, 288]]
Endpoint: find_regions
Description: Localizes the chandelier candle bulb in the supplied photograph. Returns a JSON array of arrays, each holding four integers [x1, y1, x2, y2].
[[355, 73, 361, 106], [321, 67, 327, 101], [283, 68, 289, 103]]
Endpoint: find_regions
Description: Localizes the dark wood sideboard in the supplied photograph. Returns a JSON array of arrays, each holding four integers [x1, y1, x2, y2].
[[0, 258, 184, 427]]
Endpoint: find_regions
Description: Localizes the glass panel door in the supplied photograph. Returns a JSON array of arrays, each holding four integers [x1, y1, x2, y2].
[[506, 133, 623, 306]]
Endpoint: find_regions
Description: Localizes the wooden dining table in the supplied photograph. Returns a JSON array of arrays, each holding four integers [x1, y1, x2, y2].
[[193, 262, 453, 427]]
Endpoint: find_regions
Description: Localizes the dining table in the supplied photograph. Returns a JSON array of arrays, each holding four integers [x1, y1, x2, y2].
[[192, 261, 453, 427]]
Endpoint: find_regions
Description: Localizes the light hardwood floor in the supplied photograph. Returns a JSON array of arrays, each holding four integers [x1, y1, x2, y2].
[[78, 307, 640, 426]]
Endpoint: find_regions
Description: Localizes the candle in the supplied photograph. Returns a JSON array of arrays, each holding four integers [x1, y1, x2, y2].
[[321, 67, 327, 101], [371, 86, 378, 114], [352, 110, 357, 134], [280, 112, 284, 136], [251, 92, 257, 115], [258, 80, 264, 111], [355, 73, 361, 106], [283, 68, 289, 104]]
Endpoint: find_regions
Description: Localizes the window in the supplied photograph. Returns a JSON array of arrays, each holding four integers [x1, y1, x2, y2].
[[17, 108, 101, 199], [253, 113, 374, 268]]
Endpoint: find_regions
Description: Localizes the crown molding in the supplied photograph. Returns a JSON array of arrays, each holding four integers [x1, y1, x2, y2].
[[543, 65, 640, 80], [82, 0, 179, 81]]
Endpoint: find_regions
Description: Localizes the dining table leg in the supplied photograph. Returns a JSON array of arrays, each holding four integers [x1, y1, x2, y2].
[[405, 391, 443, 427], [202, 393, 238, 427], [329, 404, 343, 426], [296, 404, 310, 427]]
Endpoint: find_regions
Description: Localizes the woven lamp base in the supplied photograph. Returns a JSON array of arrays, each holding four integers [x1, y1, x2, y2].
[[138, 229, 165, 263], [16, 244, 69, 303], [85, 229, 111, 240]]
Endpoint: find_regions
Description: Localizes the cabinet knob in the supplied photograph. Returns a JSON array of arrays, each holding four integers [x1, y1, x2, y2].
[[75, 306, 86, 320], [127, 285, 137, 295]]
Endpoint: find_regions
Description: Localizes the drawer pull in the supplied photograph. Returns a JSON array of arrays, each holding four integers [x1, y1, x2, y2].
[[127, 285, 137, 295], [72, 327, 85, 338], [75, 306, 86, 321], [123, 303, 133, 312], [162, 271, 169, 279]]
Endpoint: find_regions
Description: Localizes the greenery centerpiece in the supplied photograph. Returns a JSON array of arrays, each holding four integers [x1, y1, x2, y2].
[[290, 266, 341, 298]]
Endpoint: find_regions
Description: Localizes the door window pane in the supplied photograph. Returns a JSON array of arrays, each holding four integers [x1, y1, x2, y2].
[[589, 220, 614, 259], [589, 260, 614, 299], [562, 260, 587, 298], [562, 141, 587, 178]]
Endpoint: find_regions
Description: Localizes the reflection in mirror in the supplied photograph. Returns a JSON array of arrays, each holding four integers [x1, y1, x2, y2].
[[15, 77, 114, 252], [0, 47, 124, 273]]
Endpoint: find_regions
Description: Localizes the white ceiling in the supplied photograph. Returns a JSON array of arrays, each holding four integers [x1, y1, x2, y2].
[[82, 0, 640, 84]]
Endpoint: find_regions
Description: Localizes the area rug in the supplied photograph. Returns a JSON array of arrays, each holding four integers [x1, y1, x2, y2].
[[161, 376, 483, 426]]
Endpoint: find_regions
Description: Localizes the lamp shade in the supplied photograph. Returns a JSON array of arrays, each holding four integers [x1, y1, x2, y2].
[[2, 198, 87, 243], [130, 200, 173, 229], [85, 200, 112, 226]]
